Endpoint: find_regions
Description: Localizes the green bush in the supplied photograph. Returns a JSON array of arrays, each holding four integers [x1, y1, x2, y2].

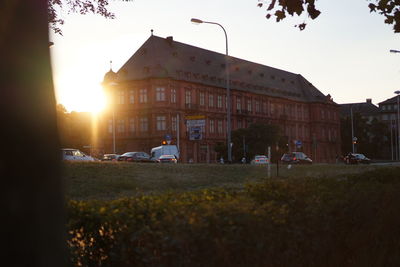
[[67, 168, 400, 267]]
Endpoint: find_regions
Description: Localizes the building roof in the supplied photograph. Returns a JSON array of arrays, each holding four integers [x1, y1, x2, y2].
[[339, 99, 380, 117], [115, 35, 333, 103], [379, 95, 399, 105]]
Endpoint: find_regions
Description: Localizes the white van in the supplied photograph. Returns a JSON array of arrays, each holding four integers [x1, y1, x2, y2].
[[150, 145, 179, 161], [61, 148, 95, 161]]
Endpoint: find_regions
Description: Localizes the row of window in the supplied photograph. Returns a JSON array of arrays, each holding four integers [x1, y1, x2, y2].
[[381, 104, 398, 111], [108, 116, 227, 135], [115, 87, 335, 121], [116, 87, 175, 104]]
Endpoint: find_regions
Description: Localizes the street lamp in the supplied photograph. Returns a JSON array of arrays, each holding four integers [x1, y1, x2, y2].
[[395, 90, 400, 161], [109, 82, 119, 154], [191, 18, 232, 162], [350, 105, 355, 153]]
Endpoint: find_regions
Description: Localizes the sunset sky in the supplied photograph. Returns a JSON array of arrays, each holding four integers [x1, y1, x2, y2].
[[50, 0, 400, 113]]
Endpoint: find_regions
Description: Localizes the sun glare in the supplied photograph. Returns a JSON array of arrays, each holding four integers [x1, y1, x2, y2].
[[55, 75, 106, 114]]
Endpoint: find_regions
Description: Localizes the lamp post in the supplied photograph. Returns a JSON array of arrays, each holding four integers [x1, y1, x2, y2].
[[350, 105, 355, 153], [396, 90, 400, 160], [109, 82, 118, 154], [191, 18, 232, 162]]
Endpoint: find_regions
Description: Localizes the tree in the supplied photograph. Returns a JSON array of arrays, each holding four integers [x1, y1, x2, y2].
[[1, 1, 66, 266], [257, 0, 400, 32], [48, 0, 132, 34], [340, 113, 390, 159], [231, 122, 280, 162]]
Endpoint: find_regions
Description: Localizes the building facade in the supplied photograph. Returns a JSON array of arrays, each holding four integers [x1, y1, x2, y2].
[[101, 35, 341, 163]]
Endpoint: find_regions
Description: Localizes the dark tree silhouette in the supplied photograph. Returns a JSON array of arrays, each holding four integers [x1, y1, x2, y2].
[[258, 0, 400, 32], [1, 1, 66, 266]]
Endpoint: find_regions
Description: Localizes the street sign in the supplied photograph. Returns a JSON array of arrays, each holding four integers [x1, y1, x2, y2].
[[189, 126, 202, 140]]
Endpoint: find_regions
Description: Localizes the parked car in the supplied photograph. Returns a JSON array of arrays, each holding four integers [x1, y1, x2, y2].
[[118, 152, 155, 163], [150, 145, 179, 161], [250, 155, 269, 165], [157, 154, 178, 163], [281, 152, 312, 164], [101, 154, 120, 161], [344, 153, 371, 164], [61, 148, 96, 161]]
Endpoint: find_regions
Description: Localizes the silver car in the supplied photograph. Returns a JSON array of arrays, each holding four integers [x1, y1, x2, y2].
[[61, 148, 95, 161]]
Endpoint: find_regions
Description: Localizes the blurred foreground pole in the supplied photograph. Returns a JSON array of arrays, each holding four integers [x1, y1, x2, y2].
[[0, 1, 66, 267]]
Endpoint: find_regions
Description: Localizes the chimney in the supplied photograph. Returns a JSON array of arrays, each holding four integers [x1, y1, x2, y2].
[[366, 98, 372, 104], [166, 36, 173, 45]]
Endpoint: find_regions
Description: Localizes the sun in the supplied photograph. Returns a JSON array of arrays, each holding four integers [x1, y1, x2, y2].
[[55, 74, 106, 114]]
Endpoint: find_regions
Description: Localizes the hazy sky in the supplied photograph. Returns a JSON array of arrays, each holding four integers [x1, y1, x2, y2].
[[50, 0, 400, 112]]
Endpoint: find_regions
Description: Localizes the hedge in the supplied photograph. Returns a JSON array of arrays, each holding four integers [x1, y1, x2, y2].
[[66, 167, 400, 267]]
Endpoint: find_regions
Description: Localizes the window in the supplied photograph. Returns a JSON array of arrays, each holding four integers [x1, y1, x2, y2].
[[108, 119, 113, 133], [225, 96, 228, 110], [139, 88, 147, 103], [140, 117, 148, 132], [117, 119, 125, 133], [217, 95, 222, 108], [255, 101, 260, 113], [129, 118, 135, 133], [209, 119, 215, 133], [185, 90, 191, 104], [171, 116, 177, 132], [200, 92, 205, 106], [156, 87, 165, 101], [247, 99, 252, 112], [117, 90, 125, 104], [156, 116, 166, 131], [321, 110, 325, 120], [129, 90, 135, 104], [237, 119, 242, 129], [382, 105, 386, 110], [209, 94, 214, 107], [382, 114, 388, 120], [171, 88, 177, 103], [271, 103, 275, 114], [236, 97, 242, 110], [217, 120, 223, 134]]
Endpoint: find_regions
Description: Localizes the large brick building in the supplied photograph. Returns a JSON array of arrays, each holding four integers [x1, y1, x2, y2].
[[101, 35, 341, 163]]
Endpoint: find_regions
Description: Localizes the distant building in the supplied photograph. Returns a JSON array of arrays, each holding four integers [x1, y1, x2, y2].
[[379, 96, 400, 123], [339, 98, 380, 123], [101, 35, 341, 163]]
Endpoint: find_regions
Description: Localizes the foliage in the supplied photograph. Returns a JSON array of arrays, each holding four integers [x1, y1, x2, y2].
[[48, 0, 132, 34], [340, 113, 390, 158], [231, 122, 280, 162], [257, 0, 400, 32], [56, 104, 93, 153], [66, 167, 400, 266]]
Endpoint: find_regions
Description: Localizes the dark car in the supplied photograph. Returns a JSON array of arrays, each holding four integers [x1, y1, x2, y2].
[[344, 153, 371, 164], [117, 152, 155, 163], [101, 153, 120, 161], [281, 152, 312, 164]]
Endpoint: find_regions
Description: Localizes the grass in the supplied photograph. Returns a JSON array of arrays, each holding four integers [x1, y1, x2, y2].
[[62, 161, 389, 200]]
